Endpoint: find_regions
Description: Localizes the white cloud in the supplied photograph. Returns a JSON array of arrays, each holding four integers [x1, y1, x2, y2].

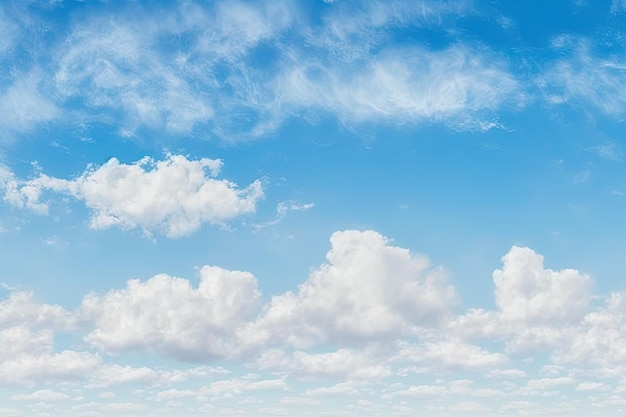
[[542, 37, 626, 116], [576, 382, 611, 392], [82, 266, 261, 361], [12, 389, 69, 401], [303, 381, 366, 396], [517, 377, 576, 396], [0, 350, 101, 386], [256, 348, 391, 380], [395, 340, 507, 372], [87, 365, 160, 388], [249, 230, 458, 347], [383, 384, 447, 399], [198, 377, 288, 399], [448, 246, 601, 360], [253, 201, 314, 230], [0, 0, 521, 139], [0, 327, 53, 361], [155, 389, 196, 402], [4, 155, 264, 238], [486, 369, 527, 379], [552, 293, 626, 366], [0, 291, 74, 330], [53, 15, 211, 134], [493, 246, 592, 325], [275, 45, 521, 131], [0, 71, 58, 135], [1, 166, 48, 215]]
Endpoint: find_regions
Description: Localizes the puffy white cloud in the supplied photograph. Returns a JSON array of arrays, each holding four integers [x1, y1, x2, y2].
[[552, 293, 626, 366], [0, 291, 74, 329], [449, 246, 594, 356], [493, 246, 592, 325], [395, 340, 507, 372], [250, 230, 458, 347], [0, 327, 53, 361], [82, 266, 261, 361], [0, 350, 101, 386], [4, 155, 264, 237]]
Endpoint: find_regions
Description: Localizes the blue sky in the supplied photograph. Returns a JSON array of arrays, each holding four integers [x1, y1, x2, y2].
[[2, 0, 626, 415]]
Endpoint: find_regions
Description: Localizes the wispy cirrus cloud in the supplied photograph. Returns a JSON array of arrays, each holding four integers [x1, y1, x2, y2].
[[0, 0, 523, 140], [541, 36, 626, 117]]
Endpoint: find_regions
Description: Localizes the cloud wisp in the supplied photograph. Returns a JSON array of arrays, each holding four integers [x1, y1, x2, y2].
[[0, 0, 526, 140]]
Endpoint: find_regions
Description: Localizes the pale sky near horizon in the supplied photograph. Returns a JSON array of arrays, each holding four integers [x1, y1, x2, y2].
[[2, 0, 626, 416]]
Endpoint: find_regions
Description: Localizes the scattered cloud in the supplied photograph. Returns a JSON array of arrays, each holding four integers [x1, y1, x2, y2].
[[3, 155, 264, 238], [249, 230, 458, 347], [12, 389, 69, 402], [542, 37, 626, 117], [256, 348, 392, 380], [275, 45, 521, 131], [0, 0, 525, 140], [253, 201, 314, 230], [82, 266, 262, 361], [2, 229, 626, 413]]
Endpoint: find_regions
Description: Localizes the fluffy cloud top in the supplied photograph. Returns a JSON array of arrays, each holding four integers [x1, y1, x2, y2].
[[82, 266, 261, 361], [494, 246, 592, 325], [3, 155, 264, 238], [251, 230, 458, 347]]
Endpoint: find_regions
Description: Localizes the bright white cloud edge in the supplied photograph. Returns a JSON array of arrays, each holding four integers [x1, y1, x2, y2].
[[1, 229, 626, 416], [1, 154, 264, 238]]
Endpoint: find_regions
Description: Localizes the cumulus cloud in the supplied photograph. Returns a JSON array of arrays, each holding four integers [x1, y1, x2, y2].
[[0, 291, 74, 330], [0, 350, 101, 386], [3, 155, 264, 238], [82, 266, 262, 361], [493, 246, 592, 325], [64, 229, 456, 363], [249, 230, 458, 347], [4, 231, 626, 414]]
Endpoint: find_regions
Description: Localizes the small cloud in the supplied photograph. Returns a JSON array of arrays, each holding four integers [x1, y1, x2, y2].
[[574, 167, 591, 184], [587, 142, 621, 161], [41, 236, 68, 248], [612, 0, 626, 12], [253, 201, 314, 230]]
